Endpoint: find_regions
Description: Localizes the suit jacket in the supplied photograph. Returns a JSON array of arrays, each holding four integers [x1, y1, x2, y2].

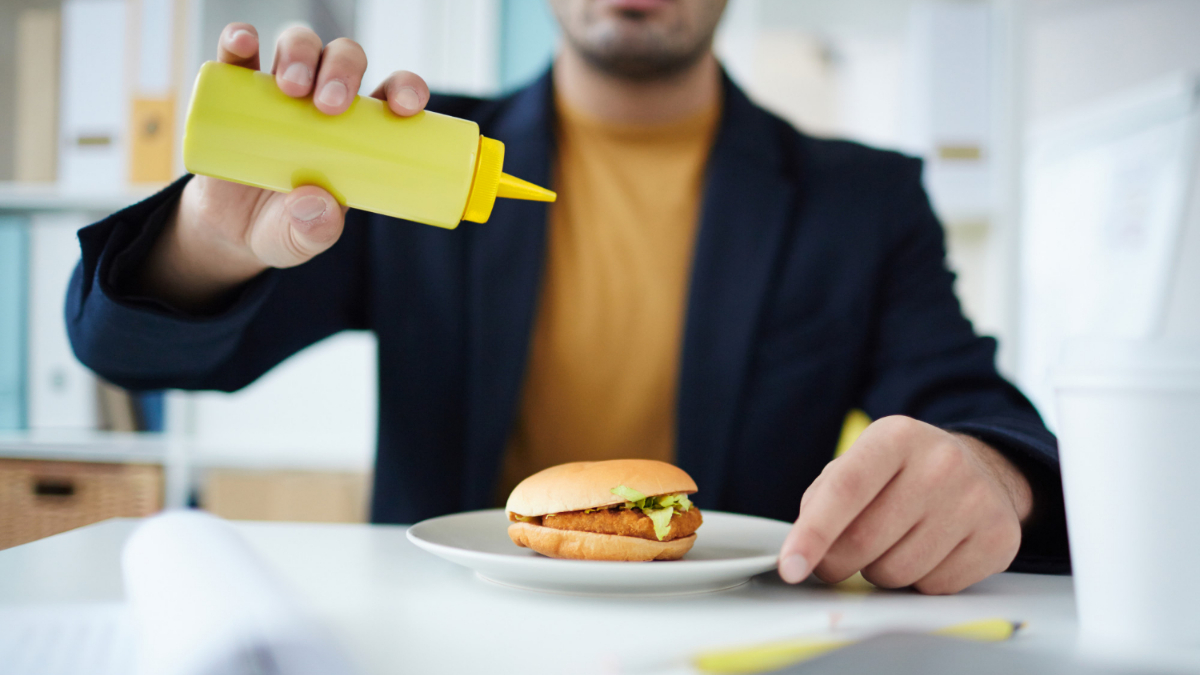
[[66, 70, 1070, 573]]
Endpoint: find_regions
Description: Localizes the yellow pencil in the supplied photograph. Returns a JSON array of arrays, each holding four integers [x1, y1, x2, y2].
[[692, 617, 1025, 674]]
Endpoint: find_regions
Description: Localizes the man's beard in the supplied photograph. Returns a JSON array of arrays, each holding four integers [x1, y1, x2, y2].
[[562, 12, 715, 81]]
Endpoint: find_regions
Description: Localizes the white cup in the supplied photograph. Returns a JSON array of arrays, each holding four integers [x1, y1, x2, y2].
[[1054, 340, 1200, 655]]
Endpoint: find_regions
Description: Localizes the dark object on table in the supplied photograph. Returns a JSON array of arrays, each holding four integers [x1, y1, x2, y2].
[[778, 633, 1166, 675]]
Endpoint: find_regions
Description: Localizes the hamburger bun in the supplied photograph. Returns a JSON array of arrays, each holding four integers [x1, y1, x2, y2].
[[505, 459, 697, 516], [508, 522, 696, 561], [505, 459, 701, 562]]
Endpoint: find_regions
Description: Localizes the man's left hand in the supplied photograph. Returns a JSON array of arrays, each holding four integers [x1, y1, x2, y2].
[[777, 415, 1033, 595]]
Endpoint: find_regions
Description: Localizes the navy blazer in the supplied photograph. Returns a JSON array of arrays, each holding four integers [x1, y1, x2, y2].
[[66, 71, 1069, 573]]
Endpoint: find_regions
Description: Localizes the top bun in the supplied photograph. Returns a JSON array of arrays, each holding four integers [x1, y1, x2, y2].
[[506, 459, 697, 517]]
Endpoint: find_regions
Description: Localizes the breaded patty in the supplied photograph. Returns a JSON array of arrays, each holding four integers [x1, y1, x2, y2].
[[534, 506, 703, 542]]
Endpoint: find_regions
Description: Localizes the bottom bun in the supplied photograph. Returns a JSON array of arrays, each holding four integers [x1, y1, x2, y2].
[[508, 522, 696, 561]]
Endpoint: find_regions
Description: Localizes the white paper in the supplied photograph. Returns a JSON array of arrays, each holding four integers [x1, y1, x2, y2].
[[0, 604, 134, 675], [121, 511, 358, 675], [0, 512, 358, 675]]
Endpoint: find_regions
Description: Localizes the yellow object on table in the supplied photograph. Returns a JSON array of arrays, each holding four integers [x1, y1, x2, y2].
[[692, 617, 1024, 674], [834, 408, 872, 458]]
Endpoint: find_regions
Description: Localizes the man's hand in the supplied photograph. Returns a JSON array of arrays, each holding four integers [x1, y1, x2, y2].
[[777, 416, 1033, 595], [137, 23, 431, 311]]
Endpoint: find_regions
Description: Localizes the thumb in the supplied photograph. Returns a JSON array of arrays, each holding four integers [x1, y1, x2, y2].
[[271, 185, 345, 266]]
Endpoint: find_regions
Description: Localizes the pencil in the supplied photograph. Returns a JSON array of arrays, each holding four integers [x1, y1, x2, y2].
[[692, 617, 1025, 674]]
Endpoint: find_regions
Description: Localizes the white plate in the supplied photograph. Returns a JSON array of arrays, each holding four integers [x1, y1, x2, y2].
[[406, 509, 791, 596]]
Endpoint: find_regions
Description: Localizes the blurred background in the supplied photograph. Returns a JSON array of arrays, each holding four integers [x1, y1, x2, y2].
[[0, 0, 1197, 546]]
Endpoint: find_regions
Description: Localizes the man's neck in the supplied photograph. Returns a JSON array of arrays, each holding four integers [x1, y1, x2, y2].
[[552, 47, 721, 125]]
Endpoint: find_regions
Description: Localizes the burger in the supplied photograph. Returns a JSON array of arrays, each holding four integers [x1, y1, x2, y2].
[[505, 459, 702, 561]]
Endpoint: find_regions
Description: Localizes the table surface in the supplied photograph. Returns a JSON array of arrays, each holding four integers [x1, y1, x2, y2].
[[0, 518, 1083, 675]]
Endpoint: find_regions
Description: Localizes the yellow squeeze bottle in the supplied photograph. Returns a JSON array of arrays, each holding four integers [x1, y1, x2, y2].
[[182, 61, 555, 228]]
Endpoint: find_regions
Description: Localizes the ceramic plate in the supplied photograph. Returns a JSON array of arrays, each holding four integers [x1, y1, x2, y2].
[[406, 509, 791, 596]]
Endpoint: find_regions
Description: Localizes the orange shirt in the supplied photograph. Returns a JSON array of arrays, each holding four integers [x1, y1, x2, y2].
[[497, 95, 720, 499]]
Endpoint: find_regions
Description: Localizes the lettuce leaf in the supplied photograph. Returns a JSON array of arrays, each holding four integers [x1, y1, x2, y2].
[[656, 493, 693, 512], [610, 485, 647, 503], [646, 508, 675, 540], [610, 487, 692, 511], [599, 488, 696, 539]]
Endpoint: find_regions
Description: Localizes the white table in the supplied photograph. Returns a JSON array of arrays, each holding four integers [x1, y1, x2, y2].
[[0, 518, 1083, 674]]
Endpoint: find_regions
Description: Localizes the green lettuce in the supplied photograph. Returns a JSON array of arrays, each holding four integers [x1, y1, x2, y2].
[[610, 485, 647, 503], [609, 486, 692, 512], [656, 493, 693, 512], [607, 486, 695, 540], [646, 508, 675, 540]]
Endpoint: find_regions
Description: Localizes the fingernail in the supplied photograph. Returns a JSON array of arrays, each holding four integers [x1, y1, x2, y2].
[[395, 86, 420, 111], [226, 30, 255, 57], [289, 195, 327, 222], [281, 62, 312, 88], [317, 80, 348, 108], [779, 554, 810, 584]]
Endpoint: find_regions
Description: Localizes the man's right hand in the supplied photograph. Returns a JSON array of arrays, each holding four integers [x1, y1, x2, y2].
[[137, 22, 431, 311]]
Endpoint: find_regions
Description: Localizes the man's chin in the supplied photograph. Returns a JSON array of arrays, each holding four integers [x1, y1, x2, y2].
[[577, 47, 706, 81], [559, 0, 718, 80]]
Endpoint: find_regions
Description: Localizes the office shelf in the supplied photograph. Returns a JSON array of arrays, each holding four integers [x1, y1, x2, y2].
[[0, 429, 173, 465], [0, 182, 159, 214]]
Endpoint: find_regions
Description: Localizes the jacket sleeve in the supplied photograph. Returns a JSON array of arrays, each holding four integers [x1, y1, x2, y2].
[[65, 174, 370, 393], [859, 158, 1070, 575]]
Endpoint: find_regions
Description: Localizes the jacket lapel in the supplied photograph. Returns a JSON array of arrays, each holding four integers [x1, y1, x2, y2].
[[676, 77, 797, 507], [460, 73, 556, 510]]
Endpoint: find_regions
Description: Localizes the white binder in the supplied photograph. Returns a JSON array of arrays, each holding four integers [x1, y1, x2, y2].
[[58, 0, 128, 193]]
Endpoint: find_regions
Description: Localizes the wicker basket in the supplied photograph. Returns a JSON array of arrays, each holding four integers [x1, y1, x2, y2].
[[0, 458, 163, 550]]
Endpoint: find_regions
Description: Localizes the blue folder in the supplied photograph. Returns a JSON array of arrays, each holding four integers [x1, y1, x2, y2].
[[0, 217, 28, 430]]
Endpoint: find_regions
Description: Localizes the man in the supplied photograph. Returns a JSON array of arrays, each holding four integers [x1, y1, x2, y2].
[[67, 0, 1068, 594]]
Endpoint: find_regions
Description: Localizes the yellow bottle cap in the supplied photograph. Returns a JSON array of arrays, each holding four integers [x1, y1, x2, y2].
[[462, 136, 556, 223]]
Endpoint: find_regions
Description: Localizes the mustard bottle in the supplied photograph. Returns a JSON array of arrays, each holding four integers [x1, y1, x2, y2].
[[182, 61, 555, 229]]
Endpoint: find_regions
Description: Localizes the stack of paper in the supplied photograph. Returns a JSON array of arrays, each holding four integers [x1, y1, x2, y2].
[[0, 512, 358, 675]]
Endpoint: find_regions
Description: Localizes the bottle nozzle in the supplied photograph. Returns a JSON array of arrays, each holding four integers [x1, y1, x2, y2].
[[462, 136, 556, 223], [497, 173, 556, 203]]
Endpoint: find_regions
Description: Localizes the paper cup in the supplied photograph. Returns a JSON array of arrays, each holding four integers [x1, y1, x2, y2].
[[1055, 340, 1200, 654]]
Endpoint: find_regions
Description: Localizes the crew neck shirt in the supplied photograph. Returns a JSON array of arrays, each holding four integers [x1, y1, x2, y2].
[[498, 94, 721, 500]]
